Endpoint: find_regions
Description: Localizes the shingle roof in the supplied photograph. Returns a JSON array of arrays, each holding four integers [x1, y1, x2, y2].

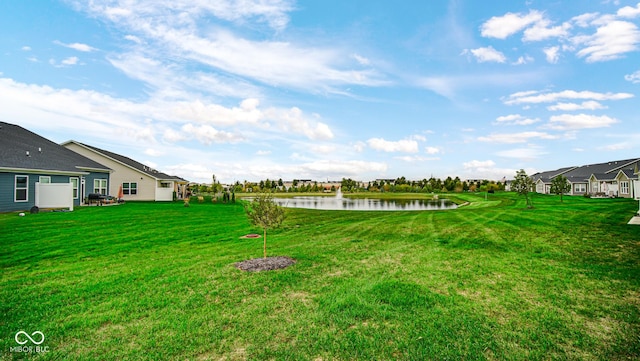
[[531, 166, 576, 183], [67, 141, 183, 181], [0, 122, 110, 174], [559, 158, 640, 183]]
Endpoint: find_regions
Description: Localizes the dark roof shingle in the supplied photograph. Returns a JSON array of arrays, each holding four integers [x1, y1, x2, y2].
[[0, 122, 110, 173]]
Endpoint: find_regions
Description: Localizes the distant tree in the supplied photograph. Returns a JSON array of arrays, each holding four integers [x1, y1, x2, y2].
[[550, 175, 571, 202], [244, 193, 285, 259], [512, 169, 535, 208]]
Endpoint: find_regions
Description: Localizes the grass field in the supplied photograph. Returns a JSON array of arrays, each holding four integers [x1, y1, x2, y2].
[[1, 192, 639, 360]]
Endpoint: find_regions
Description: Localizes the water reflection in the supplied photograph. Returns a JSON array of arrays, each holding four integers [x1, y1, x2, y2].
[[268, 196, 457, 211]]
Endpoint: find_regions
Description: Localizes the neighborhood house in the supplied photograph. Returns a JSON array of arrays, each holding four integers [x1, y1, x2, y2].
[[62, 141, 188, 202], [531, 158, 640, 198], [0, 122, 111, 212]]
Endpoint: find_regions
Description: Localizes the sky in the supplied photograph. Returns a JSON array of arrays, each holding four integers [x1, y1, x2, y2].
[[1, 0, 639, 184]]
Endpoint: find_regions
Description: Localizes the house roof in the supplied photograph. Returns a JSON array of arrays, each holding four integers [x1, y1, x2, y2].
[[561, 158, 640, 183], [63, 140, 187, 182], [0, 122, 110, 174], [530, 166, 576, 183]]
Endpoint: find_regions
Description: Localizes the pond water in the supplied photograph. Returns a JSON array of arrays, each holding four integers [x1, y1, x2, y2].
[[269, 196, 457, 211]]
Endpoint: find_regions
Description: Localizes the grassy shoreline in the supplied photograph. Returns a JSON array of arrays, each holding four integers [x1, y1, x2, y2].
[[1, 192, 638, 360]]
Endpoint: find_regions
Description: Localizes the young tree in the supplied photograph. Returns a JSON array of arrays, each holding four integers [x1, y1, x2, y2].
[[512, 169, 535, 208], [550, 175, 571, 202], [244, 193, 285, 259]]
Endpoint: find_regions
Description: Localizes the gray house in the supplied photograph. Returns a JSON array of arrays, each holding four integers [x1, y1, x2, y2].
[[0, 122, 111, 212], [531, 166, 576, 194], [533, 158, 640, 197]]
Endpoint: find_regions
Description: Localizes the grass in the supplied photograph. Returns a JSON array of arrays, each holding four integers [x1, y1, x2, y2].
[[1, 192, 639, 360]]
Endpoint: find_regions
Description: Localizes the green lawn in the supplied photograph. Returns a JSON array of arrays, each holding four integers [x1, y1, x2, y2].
[[1, 193, 639, 360]]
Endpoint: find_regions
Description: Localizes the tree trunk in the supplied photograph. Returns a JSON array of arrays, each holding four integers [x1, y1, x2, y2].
[[263, 228, 267, 259]]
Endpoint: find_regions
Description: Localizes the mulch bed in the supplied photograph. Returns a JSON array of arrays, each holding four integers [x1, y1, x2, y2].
[[240, 234, 261, 239], [235, 256, 296, 272]]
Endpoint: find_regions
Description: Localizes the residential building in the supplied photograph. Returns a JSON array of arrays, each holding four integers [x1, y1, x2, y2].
[[0, 122, 111, 212], [62, 141, 188, 202], [532, 158, 640, 198]]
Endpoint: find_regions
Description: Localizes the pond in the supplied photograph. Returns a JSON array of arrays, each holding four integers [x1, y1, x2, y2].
[[268, 196, 458, 211]]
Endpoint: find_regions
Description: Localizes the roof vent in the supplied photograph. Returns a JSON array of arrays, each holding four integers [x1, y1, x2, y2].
[[38, 147, 42, 152], [26, 151, 30, 157]]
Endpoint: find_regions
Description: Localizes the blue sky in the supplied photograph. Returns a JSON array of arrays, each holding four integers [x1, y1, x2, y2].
[[1, 0, 639, 183]]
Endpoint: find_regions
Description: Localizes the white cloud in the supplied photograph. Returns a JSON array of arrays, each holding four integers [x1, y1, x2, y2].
[[495, 147, 548, 160], [71, 0, 387, 94], [547, 114, 618, 130], [144, 148, 164, 156], [463, 46, 506, 63], [395, 155, 440, 163], [462, 159, 520, 180], [571, 13, 601, 28], [21, 46, 31, 51], [367, 138, 419, 153], [256, 150, 272, 156], [61, 56, 79, 66], [163, 128, 188, 143], [573, 20, 640, 62], [625, 70, 640, 83], [547, 101, 606, 111], [352, 141, 366, 153], [298, 160, 388, 178], [523, 20, 571, 41], [54, 40, 97, 52], [617, 3, 640, 18], [480, 10, 544, 39], [309, 144, 336, 154], [478, 131, 557, 143], [513, 55, 534, 65], [503, 89, 634, 105], [181, 124, 245, 144], [493, 114, 540, 126], [0, 77, 333, 148], [425, 146, 441, 154], [543, 46, 560, 63], [124, 35, 142, 44], [351, 54, 371, 65], [463, 160, 495, 169]]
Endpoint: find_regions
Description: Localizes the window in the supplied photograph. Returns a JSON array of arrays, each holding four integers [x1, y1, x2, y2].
[[620, 181, 629, 194], [94, 179, 108, 195], [160, 182, 171, 188], [15, 175, 28, 202], [123, 182, 137, 195], [39, 176, 51, 183], [70, 178, 79, 199], [574, 183, 586, 193]]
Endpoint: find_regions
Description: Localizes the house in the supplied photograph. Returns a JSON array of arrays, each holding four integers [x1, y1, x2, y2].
[[0, 122, 111, 212], [62, 141, 188, 201], [533, 158, 640, 197], [531, 167, 576, 194]]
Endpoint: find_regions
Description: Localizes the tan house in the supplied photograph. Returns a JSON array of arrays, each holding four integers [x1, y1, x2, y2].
[[62, 141, 188, 201]]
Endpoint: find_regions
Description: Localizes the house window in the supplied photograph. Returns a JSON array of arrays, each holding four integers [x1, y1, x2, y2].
[[574, 183, 586, 193], [15, 175, 28, 202], [94, 179, 108, 195], [70, 178, 79, 199], [620, 181, 629, 194], [592, 182, 599, 193], [39, 176, 51, 183], [160, 182, 171, 188], [123, 182, 137, 195]]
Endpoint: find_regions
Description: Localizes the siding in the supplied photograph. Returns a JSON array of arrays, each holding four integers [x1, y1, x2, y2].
[[64, 143, 157, 201], [0, 171, 110, 212]]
